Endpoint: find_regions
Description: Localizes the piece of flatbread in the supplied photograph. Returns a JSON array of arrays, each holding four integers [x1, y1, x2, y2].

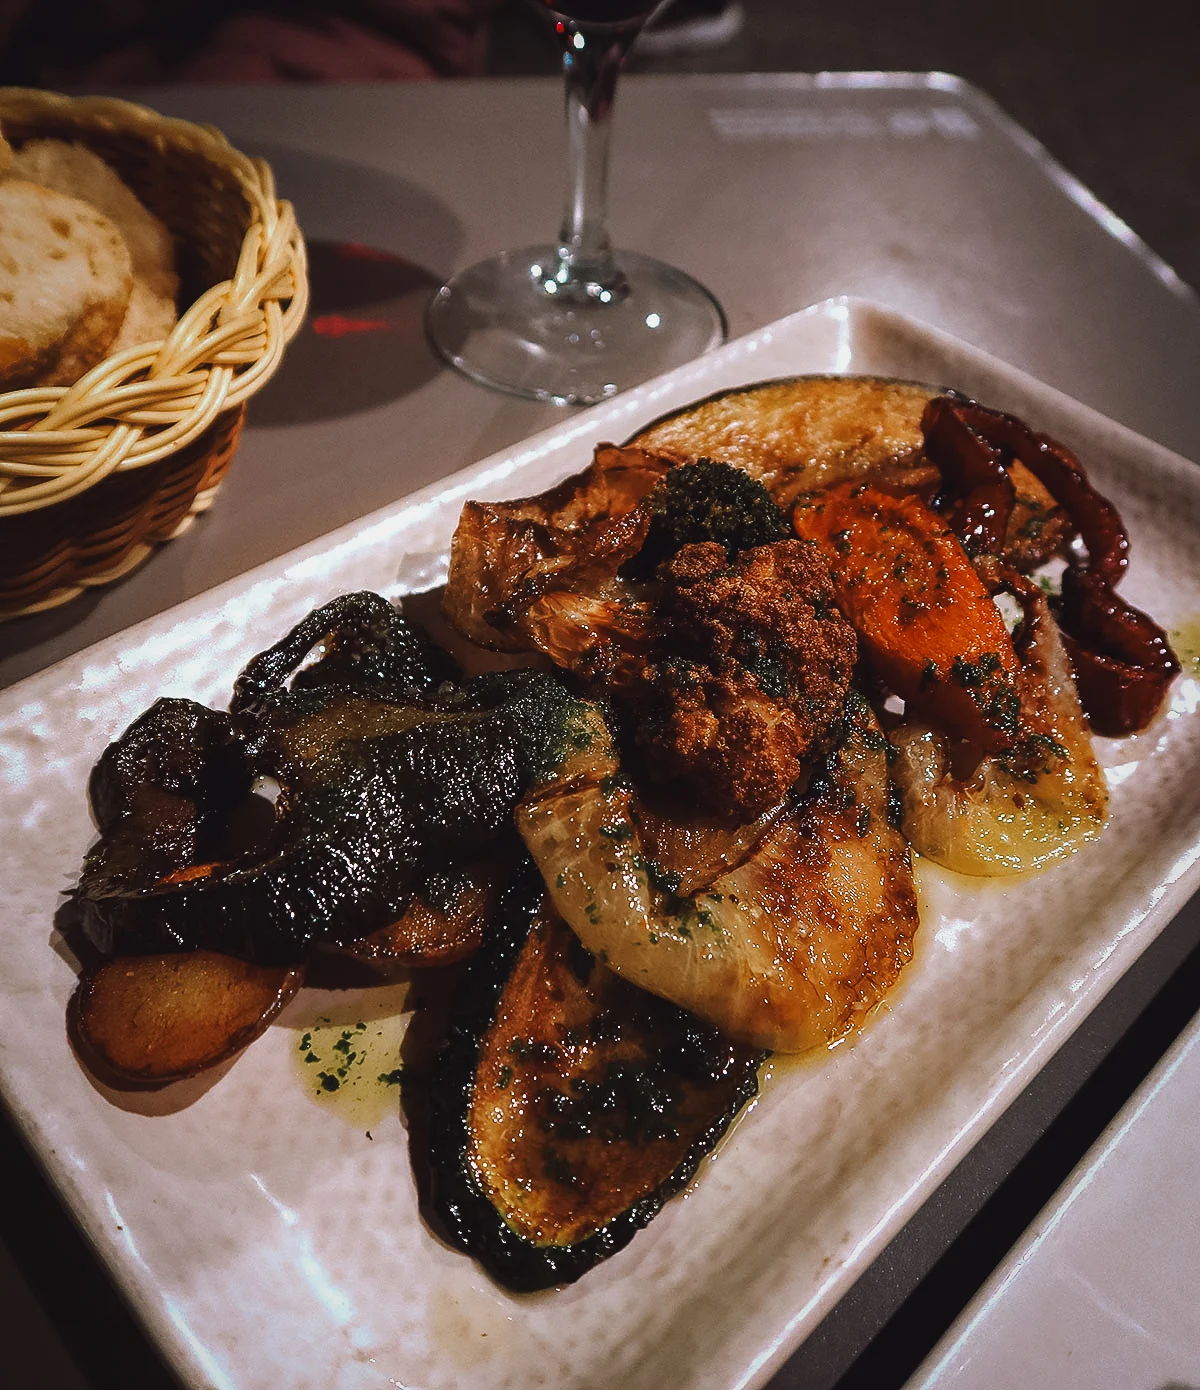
[[0, 180, 133, 390], [10, 139, 179, 358], [0, 126, 11, 176]]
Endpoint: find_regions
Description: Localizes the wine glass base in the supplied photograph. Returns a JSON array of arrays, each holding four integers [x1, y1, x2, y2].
[[426, 246, 727, 406]]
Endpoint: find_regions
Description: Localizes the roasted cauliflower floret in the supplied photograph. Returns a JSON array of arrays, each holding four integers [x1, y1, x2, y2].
[[631, 539, 857, 816]]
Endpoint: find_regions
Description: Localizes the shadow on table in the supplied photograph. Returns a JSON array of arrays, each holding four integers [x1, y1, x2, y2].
[[252, 238, 446, 426], [234, 141, 466, 426]]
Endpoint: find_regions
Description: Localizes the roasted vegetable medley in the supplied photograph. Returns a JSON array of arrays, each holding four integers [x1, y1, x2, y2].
[[65, 376, 1178, 1289]]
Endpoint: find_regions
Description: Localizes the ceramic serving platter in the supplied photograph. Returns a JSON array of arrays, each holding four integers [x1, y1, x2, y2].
[[2, 297, 1199, 1390]]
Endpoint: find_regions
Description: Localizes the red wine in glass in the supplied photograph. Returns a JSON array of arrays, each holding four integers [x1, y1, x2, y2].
[[426, 0, 725, 405]]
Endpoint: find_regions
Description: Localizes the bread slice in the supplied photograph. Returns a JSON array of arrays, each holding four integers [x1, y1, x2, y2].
[[11, 140, 178, 300], [0, 180, 133, 389], [10, 139, 179, 358], [110, 279, 179, 356]]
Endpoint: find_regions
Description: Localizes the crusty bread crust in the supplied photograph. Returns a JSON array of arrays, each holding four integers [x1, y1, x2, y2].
[[0, 180, 133, 390]]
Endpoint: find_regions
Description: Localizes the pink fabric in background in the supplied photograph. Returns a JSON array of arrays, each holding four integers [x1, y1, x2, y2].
[[0, 1, 502, 85]]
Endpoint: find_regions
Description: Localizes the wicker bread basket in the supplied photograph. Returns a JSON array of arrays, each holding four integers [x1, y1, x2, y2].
[[0, 88, 308, 617]]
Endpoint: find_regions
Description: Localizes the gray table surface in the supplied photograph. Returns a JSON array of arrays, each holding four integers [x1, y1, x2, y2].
[[2, 73, 1199, 1390]]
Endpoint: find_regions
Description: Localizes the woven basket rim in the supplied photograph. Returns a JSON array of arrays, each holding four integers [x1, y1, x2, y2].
[[0, 86, 309, 517]]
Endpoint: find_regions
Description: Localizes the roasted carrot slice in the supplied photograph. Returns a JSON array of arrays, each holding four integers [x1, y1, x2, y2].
[[793, 483, 1020, 749], [70, 952, 302, 1087]]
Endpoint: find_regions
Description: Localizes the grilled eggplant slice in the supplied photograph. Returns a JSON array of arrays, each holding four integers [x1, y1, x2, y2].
[[74, 593, 593, 965], [69, 951, 302, 1087], [628, 375, 936, 507], [427, 863, 763, 1290]]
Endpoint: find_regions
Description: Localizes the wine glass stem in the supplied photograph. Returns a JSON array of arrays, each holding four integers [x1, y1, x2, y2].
[[555, 23, 638, 299]]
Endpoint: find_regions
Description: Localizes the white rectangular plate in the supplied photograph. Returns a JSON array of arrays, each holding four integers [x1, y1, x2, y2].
[[3, 298, 1200, 1390]]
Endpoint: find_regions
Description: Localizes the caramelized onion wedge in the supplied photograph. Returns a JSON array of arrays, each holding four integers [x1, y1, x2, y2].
[[442, 445, 666, 651], [70, 952, 302, 1087], [338, 864, 498, 967], [891, 574, 1108, 876], [518, 695, 918, 1053]]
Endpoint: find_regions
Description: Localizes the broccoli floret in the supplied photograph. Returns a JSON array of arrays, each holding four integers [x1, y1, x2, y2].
[[622, 460, 789, 579]]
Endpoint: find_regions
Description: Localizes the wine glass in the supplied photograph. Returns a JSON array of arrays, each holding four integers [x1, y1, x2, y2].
[[426, 0, 727, 406]]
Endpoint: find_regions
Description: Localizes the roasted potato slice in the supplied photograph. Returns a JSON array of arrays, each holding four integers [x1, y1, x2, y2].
[[70, 951, 302, 1087], [337, 862, 497, 968]]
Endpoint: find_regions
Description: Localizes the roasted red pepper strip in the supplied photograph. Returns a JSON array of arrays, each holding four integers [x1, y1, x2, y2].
[[1057, 568, 1180, 736], [951, 402, 1130, 586], [921, 396, 1178, 735], [921, 395, 1015, 556]]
